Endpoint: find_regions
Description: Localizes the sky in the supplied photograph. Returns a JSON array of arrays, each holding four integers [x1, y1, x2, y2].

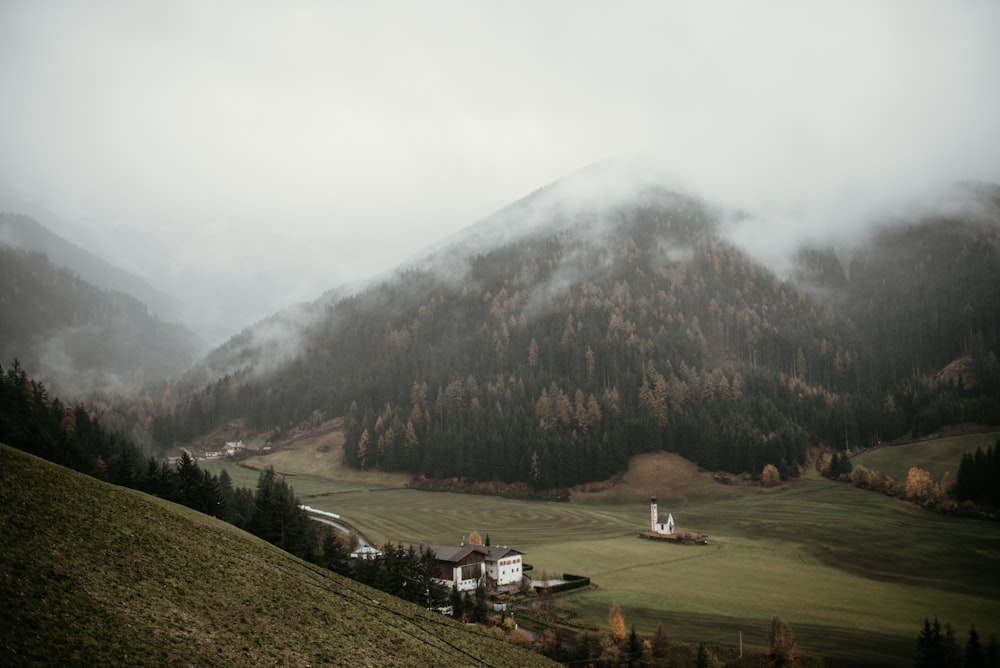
[[2, 1, 999, 346]]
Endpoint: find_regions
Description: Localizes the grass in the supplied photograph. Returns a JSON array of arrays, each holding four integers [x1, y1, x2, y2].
[[852, 431, 998, 482], [232, 428, 1000, 666], [0, 444, 555, 667]]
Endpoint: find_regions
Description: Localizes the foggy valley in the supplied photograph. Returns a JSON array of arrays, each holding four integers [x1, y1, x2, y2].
[[2, 3, 1000, 667]]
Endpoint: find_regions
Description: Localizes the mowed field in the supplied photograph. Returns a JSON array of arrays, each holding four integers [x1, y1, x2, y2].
[[852, 430, 998, 482], [201, 429, 1000, 667]]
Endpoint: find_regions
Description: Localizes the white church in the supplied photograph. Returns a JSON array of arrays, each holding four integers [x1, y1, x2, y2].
[[649, 496, 675, 535]]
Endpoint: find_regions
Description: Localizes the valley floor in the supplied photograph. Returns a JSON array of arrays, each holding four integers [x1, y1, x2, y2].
[[196, 429, 1000, 667]]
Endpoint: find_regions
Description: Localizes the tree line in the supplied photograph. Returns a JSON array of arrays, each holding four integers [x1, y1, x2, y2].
[[76, 189, 1000, 489]]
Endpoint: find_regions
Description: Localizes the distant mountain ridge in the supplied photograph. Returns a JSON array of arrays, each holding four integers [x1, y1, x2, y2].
[[0, 244, 199, 396], [0, 212, 179, 320], [99, 167, 1000, 489]]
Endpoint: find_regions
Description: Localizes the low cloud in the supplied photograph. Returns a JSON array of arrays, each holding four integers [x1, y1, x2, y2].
[[1, 2, 997, 344]]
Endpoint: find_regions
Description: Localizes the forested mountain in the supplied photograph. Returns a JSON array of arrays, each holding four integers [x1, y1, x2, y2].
[[141, 176, 1000, 487], [0, 212, 179, 320], [0, 244, 199, 395]]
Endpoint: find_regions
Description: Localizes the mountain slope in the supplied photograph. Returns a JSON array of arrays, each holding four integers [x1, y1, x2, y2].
[[0, 245, 199, 394], [0, 212, 178, 320], [147, 175, 1000, 486], [0, 444, 553, 667]]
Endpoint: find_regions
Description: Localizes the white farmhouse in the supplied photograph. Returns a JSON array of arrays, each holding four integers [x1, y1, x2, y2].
[[418, 542, 526, 592], [482, 545, 524, 589]]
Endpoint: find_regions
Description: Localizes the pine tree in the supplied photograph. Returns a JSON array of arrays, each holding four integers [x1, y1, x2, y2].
[[319, 531, 350, 575], [966, 625, 984, 668], [695, 641, 709, 668], [626, 625, 642, 668], [916, 617, 943, 668]]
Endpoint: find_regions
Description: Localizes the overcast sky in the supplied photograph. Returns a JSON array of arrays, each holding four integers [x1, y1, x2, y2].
[[2, 1, 999, 345]]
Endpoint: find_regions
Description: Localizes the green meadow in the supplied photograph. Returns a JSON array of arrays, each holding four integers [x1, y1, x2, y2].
[[852, 431, 998, 482], [202, 431, 1000, 666]]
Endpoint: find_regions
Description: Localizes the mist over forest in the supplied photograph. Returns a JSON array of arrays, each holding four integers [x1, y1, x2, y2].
[[1, 0, 999, 534]]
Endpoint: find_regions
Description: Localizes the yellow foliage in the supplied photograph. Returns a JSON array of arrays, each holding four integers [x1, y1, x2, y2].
[[608, 600, 627, 642]]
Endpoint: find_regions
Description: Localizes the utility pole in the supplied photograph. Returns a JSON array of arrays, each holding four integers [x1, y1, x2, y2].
[[739, 630, 743, 658]]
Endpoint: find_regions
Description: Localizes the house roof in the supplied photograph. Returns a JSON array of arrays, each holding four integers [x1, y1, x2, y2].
[[350, 545, 381, 557], [418, 543, 487, 564], [481, 546, 522, 561], [418, 543, 523, 564]]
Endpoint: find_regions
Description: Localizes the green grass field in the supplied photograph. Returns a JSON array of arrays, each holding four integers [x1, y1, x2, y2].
[[852, 431, 998, 482], [201, 430, 1000, 666]]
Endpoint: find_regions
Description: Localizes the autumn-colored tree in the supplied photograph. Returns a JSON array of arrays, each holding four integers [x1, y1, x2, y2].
[[651, 622, 670, 664], [850, 464, 871, 488], [467, 529, 483, 545], [767, 615, 797, 667], [934, 471, 955, 501], [906, 467, 934, 503], [609, 600, 627, 642], [761, 463, 781, 487], [599, 634, 623, 667]]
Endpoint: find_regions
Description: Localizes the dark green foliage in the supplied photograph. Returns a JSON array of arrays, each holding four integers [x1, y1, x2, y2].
[[472, 580, 488, 622], [0, 243, 197, 394], [319, 529, 351, 576], [915, 617, 963, 668], [957, 442, 1000, 507], [824, 451, 854, 480], [967, 626, 984, 668], [0, 360, 143, 482], [131, 186, 1000, 487], [626, 625, 642, 668], [695, 641, 709, 668], [247, 466, 315, 559], [352, 542, 449, 609]]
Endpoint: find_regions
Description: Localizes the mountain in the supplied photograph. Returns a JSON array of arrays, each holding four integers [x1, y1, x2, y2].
[[0, 243, 199, 395], [0, 212, 180, 320], [0, 444, 553, 667], [140, 171, 1000, 487]]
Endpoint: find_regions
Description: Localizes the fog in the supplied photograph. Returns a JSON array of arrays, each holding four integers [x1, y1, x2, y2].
[[2, 1, 998, 346]]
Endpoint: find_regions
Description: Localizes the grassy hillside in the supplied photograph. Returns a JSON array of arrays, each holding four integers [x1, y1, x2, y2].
[[852, 431, 999, 482], [0, 444, 554, 667]]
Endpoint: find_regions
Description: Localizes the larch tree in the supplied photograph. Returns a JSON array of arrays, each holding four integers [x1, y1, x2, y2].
[[608, 600, 627, 642], [906, 467, 934, 503], [651, 622, 670, 664], [767, 615, 797, 667], [761, 463, 781, 487]]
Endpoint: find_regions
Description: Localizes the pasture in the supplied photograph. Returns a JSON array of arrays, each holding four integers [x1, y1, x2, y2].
[[201, 430, 1000, 666], [852, 431, 998, 482]]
